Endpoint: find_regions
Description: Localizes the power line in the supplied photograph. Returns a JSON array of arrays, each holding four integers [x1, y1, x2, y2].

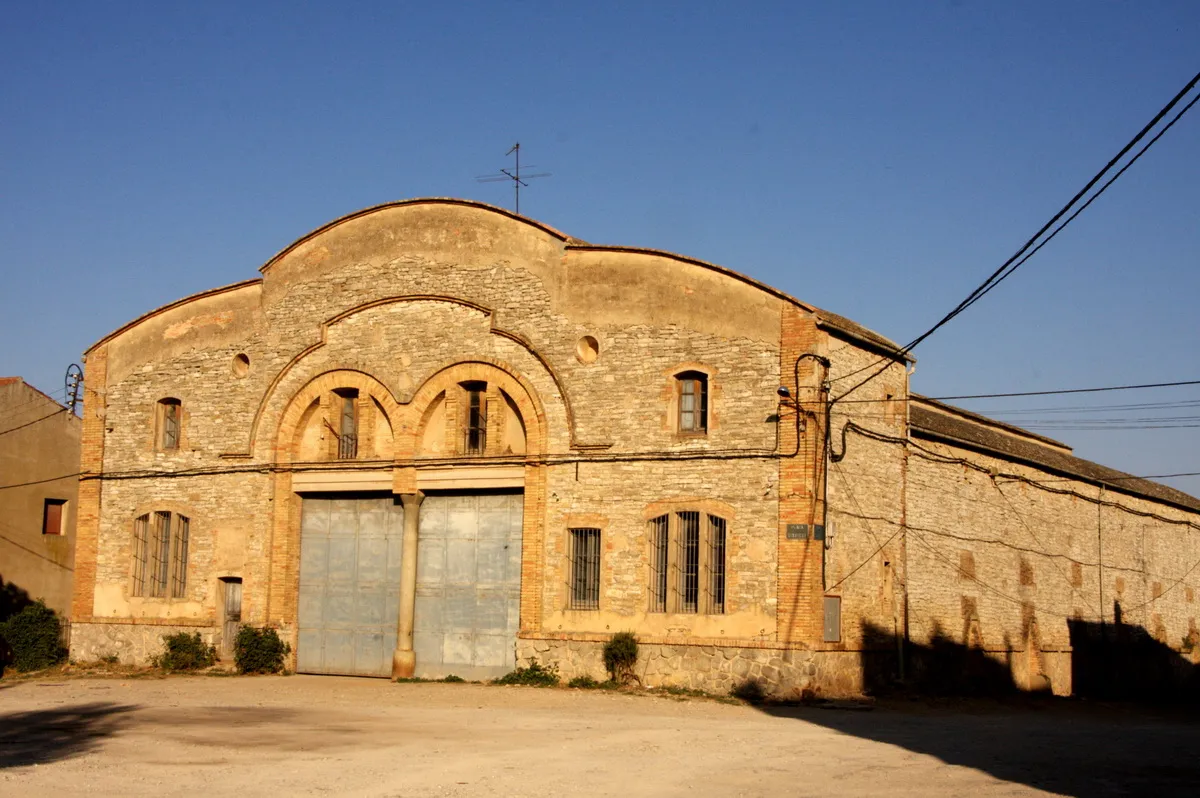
[[933, 378, 1200, 401], [833, 69, 1200, 401], [809, 378, 1200, 405], [0, 408, 70, 437]]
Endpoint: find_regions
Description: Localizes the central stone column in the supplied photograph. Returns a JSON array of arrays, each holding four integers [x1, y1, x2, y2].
[[392, 491, 425, 679]]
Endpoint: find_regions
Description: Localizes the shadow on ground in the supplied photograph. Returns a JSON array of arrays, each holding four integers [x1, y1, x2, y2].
[[0, 702, 139, 768], [761, 617, 1200, 797], [763, 699, 1200, 797]]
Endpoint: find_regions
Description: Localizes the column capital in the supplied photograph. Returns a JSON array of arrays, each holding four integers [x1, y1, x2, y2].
[[400, 491, 425, 511]]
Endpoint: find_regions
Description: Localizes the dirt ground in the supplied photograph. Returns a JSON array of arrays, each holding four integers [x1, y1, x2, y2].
[[1, 675, 1198, 797]]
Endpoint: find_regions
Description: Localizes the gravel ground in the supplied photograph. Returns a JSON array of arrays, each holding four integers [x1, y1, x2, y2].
[[1, 674, 1198, 797]]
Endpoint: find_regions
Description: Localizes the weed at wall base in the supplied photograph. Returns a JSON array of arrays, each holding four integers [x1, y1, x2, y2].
[[234, 626, 291, 674]]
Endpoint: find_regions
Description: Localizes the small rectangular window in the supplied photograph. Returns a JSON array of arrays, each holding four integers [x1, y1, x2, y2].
[[42, 499, 66, 536], [677, 374, 708, 434], [568, 528, 601, 610], [159, 399, 181, 450], [649, 515, 669, 613]]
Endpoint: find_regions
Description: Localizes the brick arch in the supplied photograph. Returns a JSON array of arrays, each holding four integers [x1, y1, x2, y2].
[[274, 369, 403, 464], [398, 359, 549, 460]]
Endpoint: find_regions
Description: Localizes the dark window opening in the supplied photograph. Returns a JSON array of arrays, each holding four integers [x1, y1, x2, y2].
[[132, 511, 190, 599], [678, 511, 701, 613], [648, 510, 727, 615], [569, 528, 601, 610], [463, 382, 487, 455], [42, 498, 66, 535], [158, 398, 181, 450], [332, 389, 359, 459], [649, 514, 669, 613], [677, 373, 708, 434]]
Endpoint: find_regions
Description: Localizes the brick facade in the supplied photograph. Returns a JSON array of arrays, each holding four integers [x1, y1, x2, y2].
[[68, 199, 1200, 697]]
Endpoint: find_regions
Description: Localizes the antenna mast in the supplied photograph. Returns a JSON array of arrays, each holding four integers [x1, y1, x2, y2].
[[475, 142, 551, 215]]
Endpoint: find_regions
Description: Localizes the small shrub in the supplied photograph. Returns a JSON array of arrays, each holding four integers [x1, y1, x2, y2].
[[603, 631, 639, 684], [494, 657, 559, 687], [731, 677, 767, 704], [440, 674, 466, 683], [0, 601, 65, 673], [154, 632, 216, 671], [568, 675, 601, 689], [234, 626, 291, 674], [101, 654, 120, 665]]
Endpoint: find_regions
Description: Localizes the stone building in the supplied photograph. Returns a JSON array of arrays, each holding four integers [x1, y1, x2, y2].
[[68, 199, 1200, 696], [1, 377, 80, 619]]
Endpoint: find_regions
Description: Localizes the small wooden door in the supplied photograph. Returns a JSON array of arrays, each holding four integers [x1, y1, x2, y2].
[[221, 578, 243, 658]]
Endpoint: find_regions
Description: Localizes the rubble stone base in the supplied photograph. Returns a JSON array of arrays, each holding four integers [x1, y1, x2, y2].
[[517, 637, 864, 698], [70, 621, 218, 666]]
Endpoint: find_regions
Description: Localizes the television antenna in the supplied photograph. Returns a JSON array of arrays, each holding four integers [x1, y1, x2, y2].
[[475, 142, 551, 215]]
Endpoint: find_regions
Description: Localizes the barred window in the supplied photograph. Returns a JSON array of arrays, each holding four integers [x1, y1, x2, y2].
[[568, 528, 601, 610], [648, 510, 727, 614], [157, 398, 182, 450], [463, 381, 487, 455], [132, 511, 190, 598], [332, 388, 359, 459]]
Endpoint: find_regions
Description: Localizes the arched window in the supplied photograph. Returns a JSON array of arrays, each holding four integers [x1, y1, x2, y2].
[[648, 510, 726, 614], [131, 511, 190, 598], [676, 372, 708, 434], [157, 398, 182, 451]]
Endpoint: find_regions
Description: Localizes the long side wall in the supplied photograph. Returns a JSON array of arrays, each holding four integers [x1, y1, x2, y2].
[[906, 437, 1200, 695]]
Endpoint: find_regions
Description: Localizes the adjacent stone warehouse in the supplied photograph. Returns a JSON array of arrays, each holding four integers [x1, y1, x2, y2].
[[69, 199, 1200, 696], [0, 377, 80, 619]]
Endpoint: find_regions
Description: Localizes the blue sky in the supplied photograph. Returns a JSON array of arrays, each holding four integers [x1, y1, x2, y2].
[[2, 2, 1198, 493]]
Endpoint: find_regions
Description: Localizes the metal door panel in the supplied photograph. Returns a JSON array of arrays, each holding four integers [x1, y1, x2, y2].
[[413, 492, 523, 680], [298, 495, 403, 677]]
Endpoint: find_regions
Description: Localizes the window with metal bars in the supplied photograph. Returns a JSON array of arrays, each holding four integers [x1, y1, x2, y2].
[[568, 528, 601, 610], [676, 372, 708, 434], [649, 515, 669, 613], [131, 511, 190, 598], [333, 388, 358, 459], [647, 510, 727, 614], [463, 381, 487, 454], [158, 398, 181, 450]]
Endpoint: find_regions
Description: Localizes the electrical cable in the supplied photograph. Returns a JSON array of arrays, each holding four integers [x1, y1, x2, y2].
[[830, 69, 1200, 400]]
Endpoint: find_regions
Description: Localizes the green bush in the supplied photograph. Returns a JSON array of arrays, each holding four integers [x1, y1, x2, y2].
[[440, 674, 466, 683], [154, 632, 216, 671], [568, 675, 601, 689], [494, 657, 559, 687], [0, 601, 65, 673], [603, 631, 639, 684], [234, 626, 291, 674]]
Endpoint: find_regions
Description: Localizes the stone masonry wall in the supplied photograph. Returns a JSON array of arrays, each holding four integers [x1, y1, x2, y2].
[[517, 637, 864, 697]]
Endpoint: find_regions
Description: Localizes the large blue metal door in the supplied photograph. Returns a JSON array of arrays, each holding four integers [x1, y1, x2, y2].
[[413, 493, 523, 680], [297, 496, 404, 676]]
